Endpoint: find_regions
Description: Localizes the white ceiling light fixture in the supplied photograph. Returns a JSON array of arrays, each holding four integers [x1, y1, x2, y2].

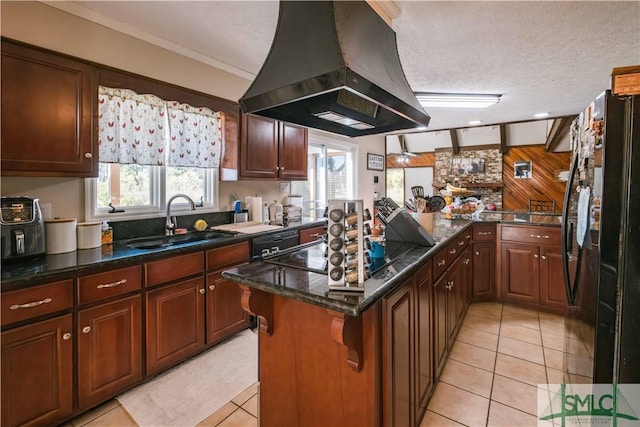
[[534, 112, 550, 118], [415, 93, 502, 109], [468, 120, 483, 126]]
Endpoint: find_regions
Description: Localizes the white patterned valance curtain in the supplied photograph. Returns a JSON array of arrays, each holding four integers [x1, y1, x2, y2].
[[98, 86, 224, 168], [166, 102, 223, 168], [98, 86, 168, 165]]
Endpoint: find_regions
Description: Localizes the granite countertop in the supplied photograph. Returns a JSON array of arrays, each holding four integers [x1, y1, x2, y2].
[[222, 211, 563, 317], [1, 219, 326, 291], [223, 215, 473, 317]]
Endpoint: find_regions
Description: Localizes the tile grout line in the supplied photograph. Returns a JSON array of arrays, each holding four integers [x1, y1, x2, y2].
[[484, 304, 504, 427]]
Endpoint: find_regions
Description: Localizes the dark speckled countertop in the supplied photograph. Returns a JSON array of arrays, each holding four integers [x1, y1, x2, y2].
[[222, 212, 562, 316], [1, 219, 326, 291]]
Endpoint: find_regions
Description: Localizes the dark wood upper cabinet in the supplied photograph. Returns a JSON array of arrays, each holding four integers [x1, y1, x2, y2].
[[1, 39, 96, 177], [239, 114, 308, 180]]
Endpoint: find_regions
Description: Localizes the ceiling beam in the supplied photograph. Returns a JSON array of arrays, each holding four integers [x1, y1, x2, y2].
[[449, 129, 459, 155], [366, 0, 400, 26], [545, 116, 574, 152], [499, 124, 508, 154]]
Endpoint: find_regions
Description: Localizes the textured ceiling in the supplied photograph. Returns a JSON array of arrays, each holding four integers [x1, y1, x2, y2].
[[51, 1, 640, 132]]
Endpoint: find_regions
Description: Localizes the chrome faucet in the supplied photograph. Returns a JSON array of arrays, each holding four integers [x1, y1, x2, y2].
[[165, 194, 196, 235]]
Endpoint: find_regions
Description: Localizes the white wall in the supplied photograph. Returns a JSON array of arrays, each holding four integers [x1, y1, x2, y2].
[[0, 1, 385, 220]]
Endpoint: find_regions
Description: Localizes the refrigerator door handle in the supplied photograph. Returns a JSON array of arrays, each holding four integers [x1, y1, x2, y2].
[[562, 151, 580, 307]]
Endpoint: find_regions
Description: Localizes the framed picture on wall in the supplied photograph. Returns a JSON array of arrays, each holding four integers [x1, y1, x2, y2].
[[514, 160, 532, 179], [450, 157, 486, 175], [367, 153, 385, 171]]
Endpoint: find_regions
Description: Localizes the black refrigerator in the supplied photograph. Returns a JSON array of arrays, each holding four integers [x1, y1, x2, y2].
[[562, 90, 640, 384]]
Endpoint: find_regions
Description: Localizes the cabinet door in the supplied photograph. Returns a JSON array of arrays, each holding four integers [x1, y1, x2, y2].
[[447, 259, 461, 348], [146, 278, 205, 375], [540, 247, 567, 310], [1, 315, 73, 427], [239, 114, 278, 179], [278, 122, 308, 180], [205, 269, 250, 345], [433, 273, 448, 377], [383, 277, 414, 427], [77, 295, 142, 409], [1, 40, 95, 177], [414, 263, 433, 418], [501, 242, 540, 304], [472, 242, 495, 301]]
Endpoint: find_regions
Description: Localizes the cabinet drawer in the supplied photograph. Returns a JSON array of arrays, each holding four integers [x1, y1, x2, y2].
[[78, 266, 142, 305], [206, 242, 249, 271], [2, 280, 73, 326], [145, 252, 204, 287], [501, 225, 560, 246], [473, 225, 496, 241], [450, 232, 471, 254], [299, 225, 326, 244]]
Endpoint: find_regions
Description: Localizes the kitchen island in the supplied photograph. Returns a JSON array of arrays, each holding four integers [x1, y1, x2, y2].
[[223, 211, 564, 426]]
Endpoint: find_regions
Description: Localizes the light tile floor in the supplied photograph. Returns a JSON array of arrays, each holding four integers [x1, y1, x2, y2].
[[70, 302, 564, 427], [421, 302, 566, 427]]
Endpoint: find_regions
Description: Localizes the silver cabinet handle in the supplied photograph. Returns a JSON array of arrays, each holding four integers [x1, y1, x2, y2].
[[10, 298, 52, 310], [84, 153, 93, 159], [275, 166, 280, 171], [478, 231, 492, 235], [458, 241, 465, 246], [82, 326, 91, 334], [209, 284, 216, 291], [465, 235, 471, 240], [62, 333, 72, 340], [475, 251, 480, 255], [534, 254, 539, 258], [310, 233, 320, 237], [530, 234, 550, 239], [281, 166, 285, 171], [449, 248, 457, 255], [199, 288, 205, 295], [97, 279, 127, 289], [464, 259, 470, 265], [437, 259, 446, 266], [541, 255, 547, 260]]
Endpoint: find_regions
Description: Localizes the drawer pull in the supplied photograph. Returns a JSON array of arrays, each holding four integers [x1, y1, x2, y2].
[[475, 251, 480, 255], [437, 260, 446, 266], [458, 241, 465, 246], [209, 284, 216, 291], [478, 231, 492, 235], [449, 248, 457, 255], [10, 298, 52, 310], [541, 255, 547, 260], [97, 279, 127, 289], [82, 326, 91, 334], [530, 234, 550, 239], [465, 235, 471, 239], [310, 233, 320, 237], [464, 258, 471, 265], [534, 254, 539, 259], [62, 333, 72, 340], [199, 288, 205, 295]]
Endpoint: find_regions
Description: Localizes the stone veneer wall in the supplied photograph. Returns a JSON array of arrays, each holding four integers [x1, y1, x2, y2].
[[435, 148, 503, 208]]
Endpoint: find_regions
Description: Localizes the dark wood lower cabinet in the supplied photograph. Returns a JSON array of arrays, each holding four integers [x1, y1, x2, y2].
[[539, 247, 567, 310], [384, 277, 415, 427], [77, 295, 142, 409], [146, 278, 206, 375], [472, 242, 495, 300], [1, 315, 73, 427], [501, 242, 540, 304], [206, 270, 250, 344], [414, 263, 433, 420]]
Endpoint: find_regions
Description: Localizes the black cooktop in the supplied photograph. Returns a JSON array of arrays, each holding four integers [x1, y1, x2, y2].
[[263, 239, 416, 276]]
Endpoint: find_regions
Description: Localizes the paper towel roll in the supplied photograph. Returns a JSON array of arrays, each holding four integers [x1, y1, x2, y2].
[[77, 222, 102, 249], [45, 218, 77, 254], [246, 196, 263, 222]]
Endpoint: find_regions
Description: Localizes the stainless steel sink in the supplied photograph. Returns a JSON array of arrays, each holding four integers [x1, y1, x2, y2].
[[126, 231, 236, 249]]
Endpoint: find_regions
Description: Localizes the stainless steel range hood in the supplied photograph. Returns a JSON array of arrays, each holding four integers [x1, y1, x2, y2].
[[239, 1, 430, 137]]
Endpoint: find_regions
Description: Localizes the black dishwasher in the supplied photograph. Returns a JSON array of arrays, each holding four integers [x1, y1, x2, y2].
[[251, 229, 299, 260]]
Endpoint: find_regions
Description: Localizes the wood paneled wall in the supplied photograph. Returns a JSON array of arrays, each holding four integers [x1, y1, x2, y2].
[[502, 146, 570, 211], [386, 152, 435, 169]]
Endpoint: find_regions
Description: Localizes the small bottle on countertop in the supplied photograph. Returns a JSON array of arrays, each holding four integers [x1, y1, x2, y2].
[[101, 220, 113, 245]]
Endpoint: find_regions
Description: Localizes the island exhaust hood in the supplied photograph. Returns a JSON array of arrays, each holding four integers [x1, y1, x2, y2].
[[239, 1, 430, 137]]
